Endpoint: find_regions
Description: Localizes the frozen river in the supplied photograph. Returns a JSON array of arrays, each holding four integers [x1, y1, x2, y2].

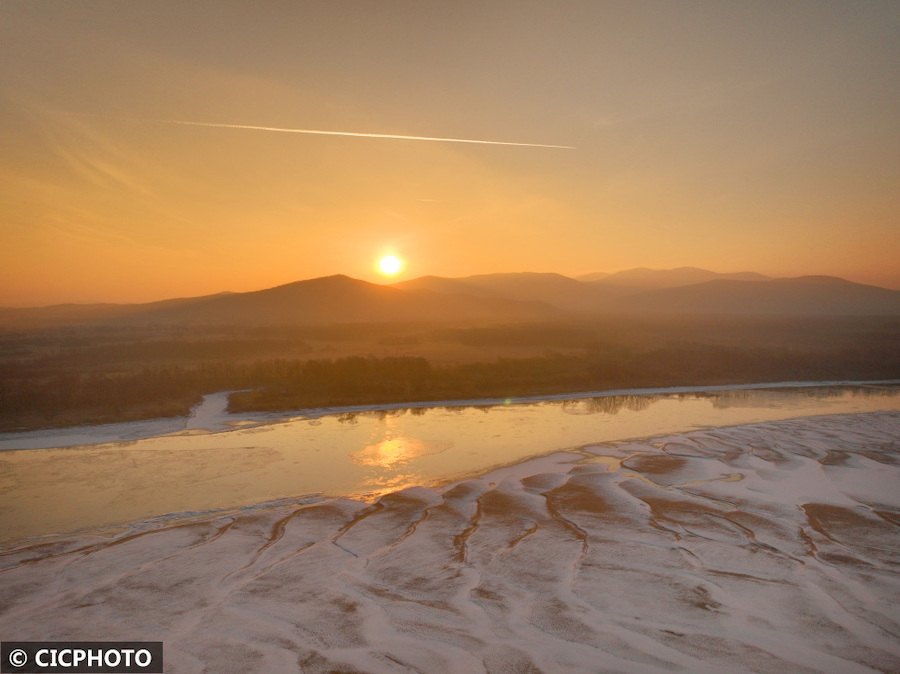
[[2, 383, 900, 672], [1, 381, 899, 545]]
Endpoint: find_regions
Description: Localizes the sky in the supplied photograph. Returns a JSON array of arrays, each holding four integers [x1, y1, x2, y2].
[[1, 1, 899, 306]]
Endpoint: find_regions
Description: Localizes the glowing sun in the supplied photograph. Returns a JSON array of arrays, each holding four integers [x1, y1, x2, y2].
[[378, 255, 403, 276]]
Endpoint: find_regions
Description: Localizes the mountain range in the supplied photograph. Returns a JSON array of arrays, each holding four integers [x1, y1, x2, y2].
[[2, 268, 899, 330]]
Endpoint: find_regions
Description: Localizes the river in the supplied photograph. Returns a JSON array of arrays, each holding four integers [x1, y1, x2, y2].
[[1, 380, 898, 546]]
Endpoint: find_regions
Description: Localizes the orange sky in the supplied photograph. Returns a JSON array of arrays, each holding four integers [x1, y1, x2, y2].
[[1, 1, 899, 306]]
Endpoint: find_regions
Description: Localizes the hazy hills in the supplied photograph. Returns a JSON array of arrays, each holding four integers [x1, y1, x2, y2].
[[610, 276, 900, 316], [2, 268, 899, 331], [0, 275, 559, 331], [396, 268, 900, 317], [582, 266, 772, 290], [395, 267, 780, 311], [394, 272, 603, 312]]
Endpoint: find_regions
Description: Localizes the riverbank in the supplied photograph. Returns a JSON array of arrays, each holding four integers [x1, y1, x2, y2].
[[2, 379, 898, 451]]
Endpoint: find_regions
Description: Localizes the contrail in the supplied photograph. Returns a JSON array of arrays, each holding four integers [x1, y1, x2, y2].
[[152, 118, 576, 149]]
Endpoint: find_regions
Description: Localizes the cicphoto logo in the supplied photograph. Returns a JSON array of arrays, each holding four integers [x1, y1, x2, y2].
[[1, 643, 162, 674]]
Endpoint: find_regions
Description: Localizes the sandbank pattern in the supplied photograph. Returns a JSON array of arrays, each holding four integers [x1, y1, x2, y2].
[[1, 412, 899, 673]]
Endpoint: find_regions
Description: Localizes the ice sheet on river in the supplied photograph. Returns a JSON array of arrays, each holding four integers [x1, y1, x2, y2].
[[1, 412, 899, 673]]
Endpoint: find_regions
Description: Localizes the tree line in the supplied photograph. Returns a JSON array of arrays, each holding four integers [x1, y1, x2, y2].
[[3, 338, 897, 431]]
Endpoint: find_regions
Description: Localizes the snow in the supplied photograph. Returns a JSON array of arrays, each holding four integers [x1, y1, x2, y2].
[[2, 411, 899, 673]]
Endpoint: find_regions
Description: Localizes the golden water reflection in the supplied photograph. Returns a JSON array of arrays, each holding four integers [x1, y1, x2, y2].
[[351, 422, 456, 498], [354, 436, 432, 468]]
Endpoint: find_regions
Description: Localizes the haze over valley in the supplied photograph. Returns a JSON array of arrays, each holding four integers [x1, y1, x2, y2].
[[2, 267, 898, 432]]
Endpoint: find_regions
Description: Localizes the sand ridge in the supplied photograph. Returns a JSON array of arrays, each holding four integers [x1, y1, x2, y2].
[[1, 412, 899, 672]]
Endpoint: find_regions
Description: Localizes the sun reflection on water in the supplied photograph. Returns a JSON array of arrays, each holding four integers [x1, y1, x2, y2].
[[352, 434, 454, 468], [354, 437, 424, 467]]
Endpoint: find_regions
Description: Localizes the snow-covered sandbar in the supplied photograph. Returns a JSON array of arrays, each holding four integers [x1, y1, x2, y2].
[[1, 411, 898, 673]]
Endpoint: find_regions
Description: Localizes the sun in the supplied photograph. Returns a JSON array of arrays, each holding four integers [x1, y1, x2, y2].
[[378, 255, 403, 276]]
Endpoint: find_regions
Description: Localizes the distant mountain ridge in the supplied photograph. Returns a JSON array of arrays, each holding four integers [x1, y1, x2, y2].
[[0, 275, 560, 330], [581, 266, 772, 289], [396, 269, 900, 316], [611, 275, 900, 315], [393, 272, 606, 312], [2, 268, 898, 331]]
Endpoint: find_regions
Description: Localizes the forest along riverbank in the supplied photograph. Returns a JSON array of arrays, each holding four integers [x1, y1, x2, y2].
[[4, 314, 899, 433]]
